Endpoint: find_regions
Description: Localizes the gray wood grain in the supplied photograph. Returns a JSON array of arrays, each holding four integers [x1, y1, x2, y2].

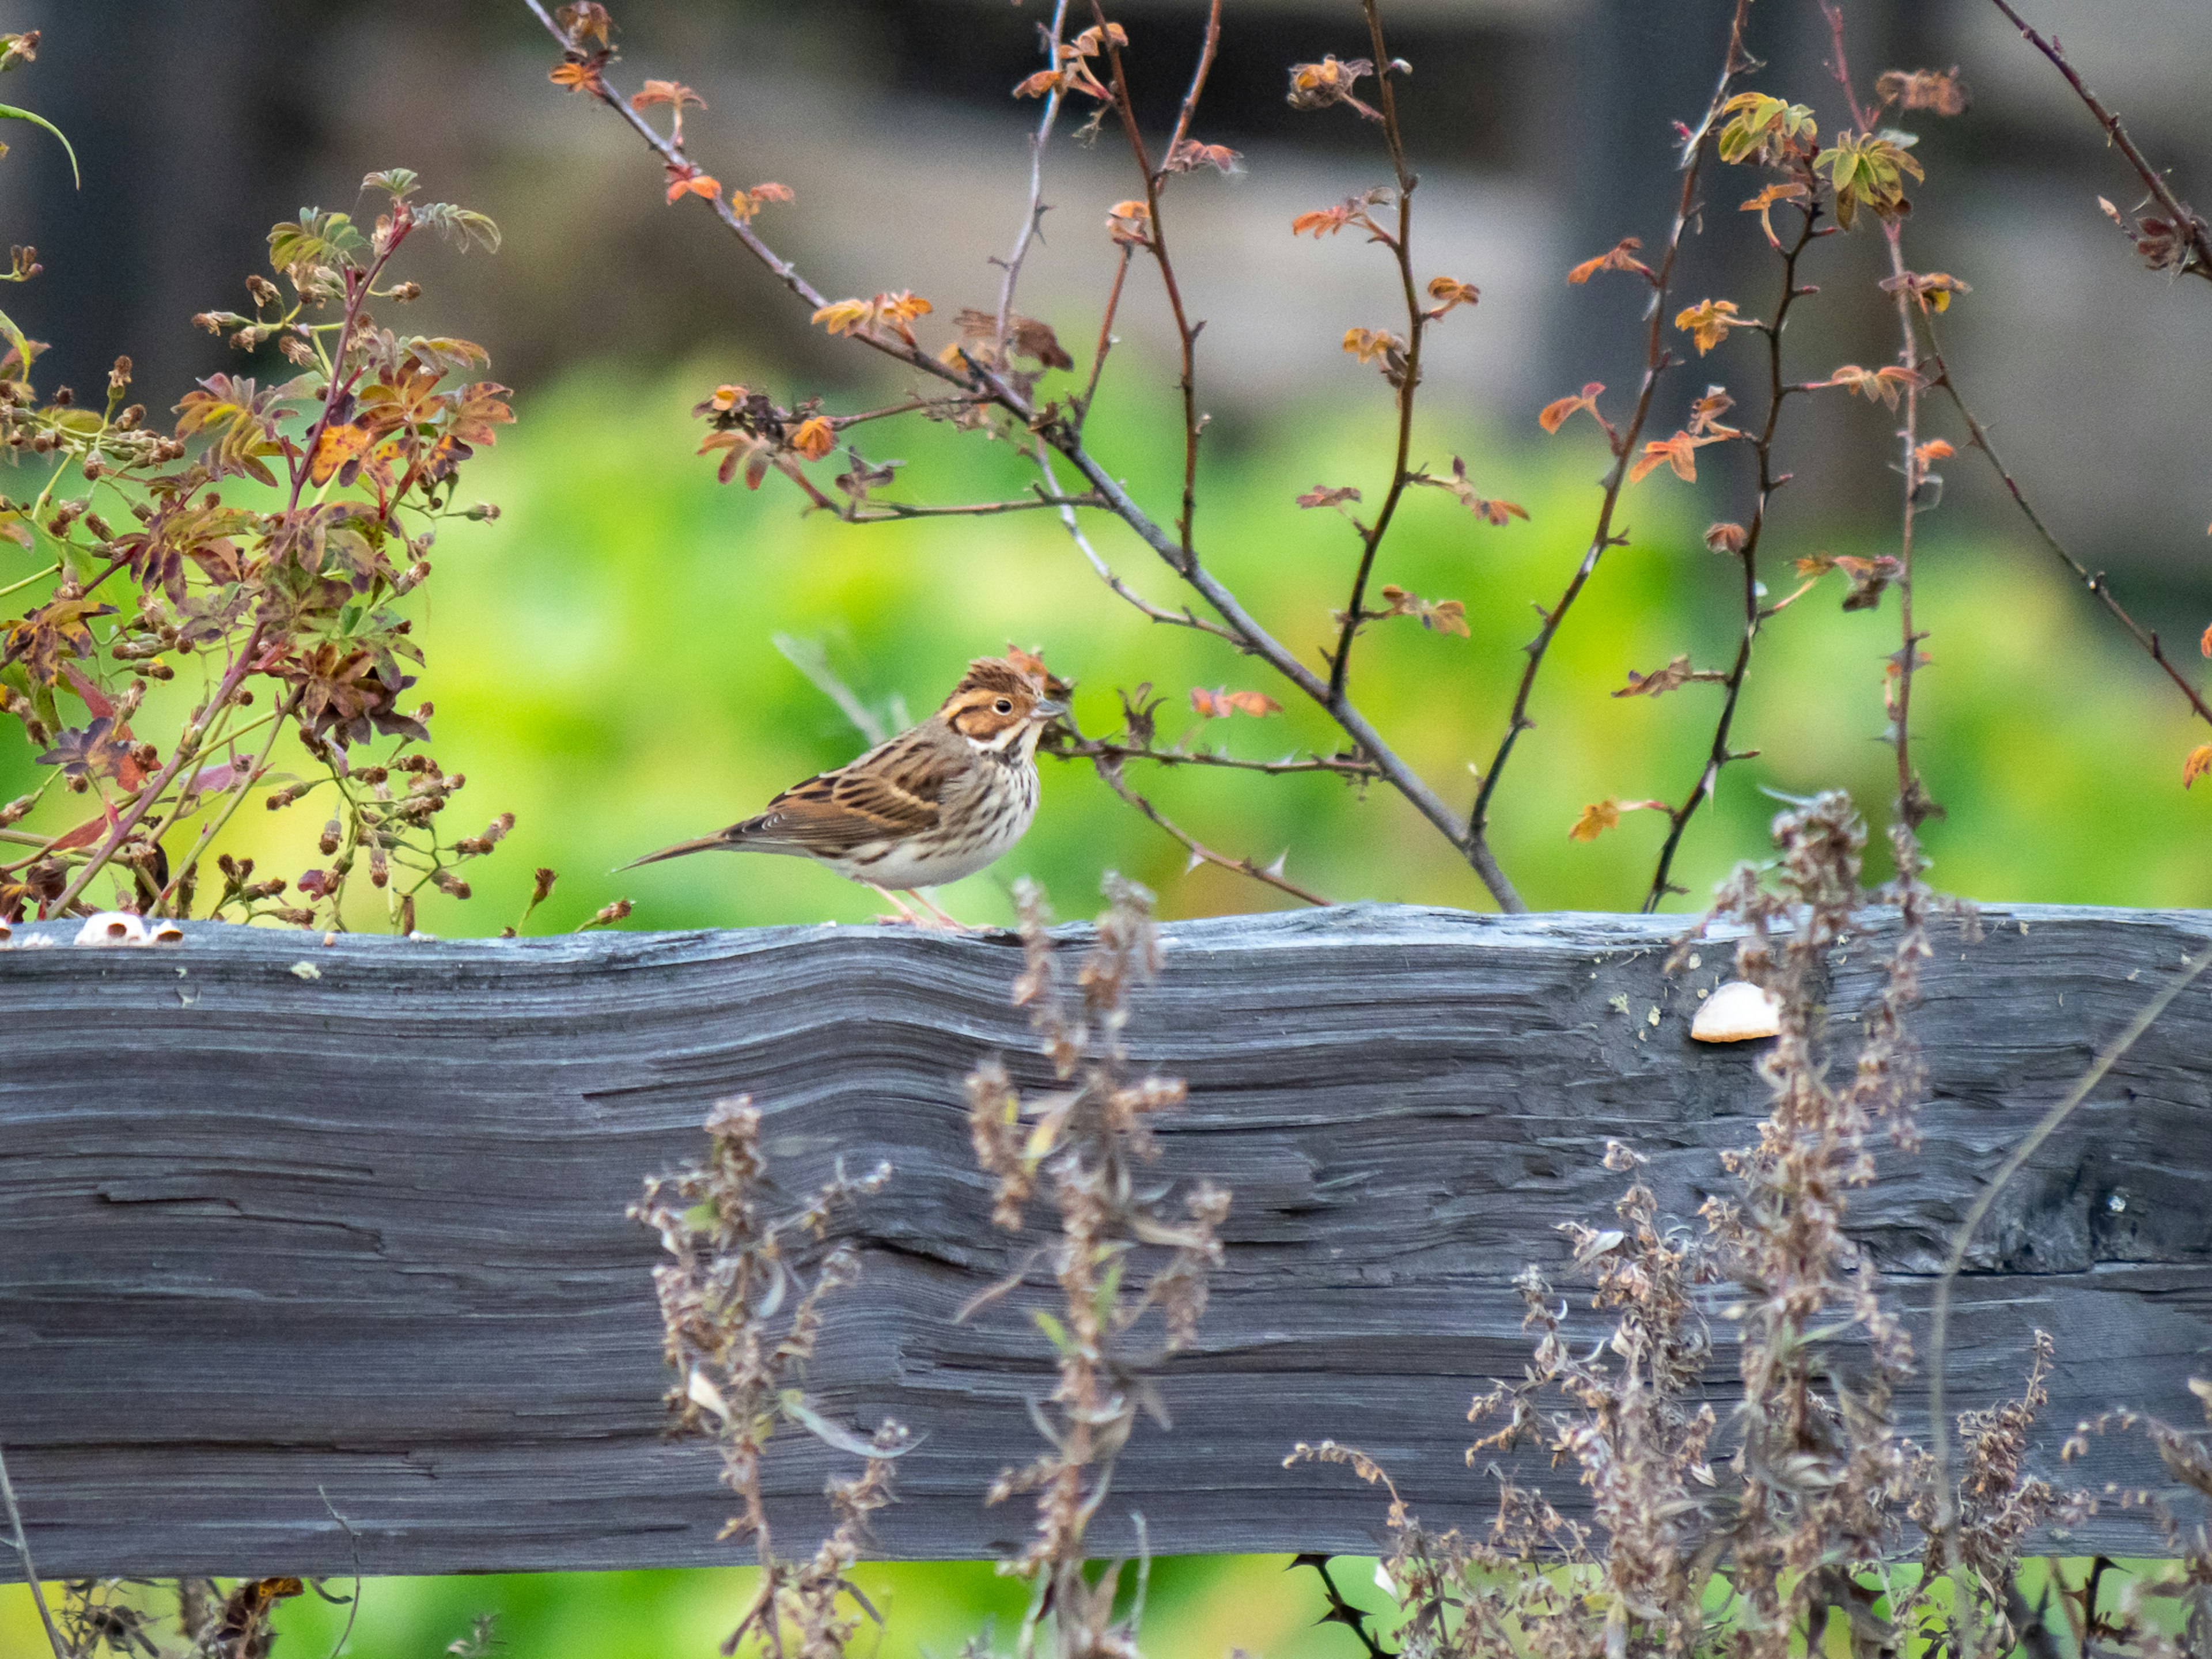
[[2, 903, 2208, 1578]]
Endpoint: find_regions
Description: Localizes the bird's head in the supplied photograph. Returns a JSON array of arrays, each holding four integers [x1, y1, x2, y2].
[[942, 656, 1067, 754]]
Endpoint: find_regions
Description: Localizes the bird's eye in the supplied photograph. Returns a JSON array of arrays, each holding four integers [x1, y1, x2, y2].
[[993, 698, 1014, 714]]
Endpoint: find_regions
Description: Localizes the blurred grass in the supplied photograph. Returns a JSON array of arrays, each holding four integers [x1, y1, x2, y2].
[[1, 1553, 2187, 1657], [3, 359, 2207, 1657]]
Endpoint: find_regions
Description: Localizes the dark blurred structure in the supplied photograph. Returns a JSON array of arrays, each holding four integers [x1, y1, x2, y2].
[[2, 0, 2207, 581]]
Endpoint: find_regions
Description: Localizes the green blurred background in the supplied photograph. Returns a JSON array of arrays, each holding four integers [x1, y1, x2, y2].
[[6, 0, 2212, 1652], [10, 360, 2206, 932]]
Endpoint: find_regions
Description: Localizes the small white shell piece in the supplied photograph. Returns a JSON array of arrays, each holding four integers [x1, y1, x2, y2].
[[75, 911, 149, 947], [1690, 979, 1781, 1043]]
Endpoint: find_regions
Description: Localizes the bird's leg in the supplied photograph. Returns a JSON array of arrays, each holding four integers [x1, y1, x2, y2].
[[904, 889, 973, 932], [865, 885, 924, 926]]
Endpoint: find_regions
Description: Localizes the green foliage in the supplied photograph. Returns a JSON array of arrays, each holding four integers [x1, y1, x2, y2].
[[1815, 127, 1926, 229]]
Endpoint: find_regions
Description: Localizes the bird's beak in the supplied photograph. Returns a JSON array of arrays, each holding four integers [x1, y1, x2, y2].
[[1033, 698, 1069, 721]]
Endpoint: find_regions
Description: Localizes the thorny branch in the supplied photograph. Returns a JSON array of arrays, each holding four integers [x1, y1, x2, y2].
[[1984, 0, 2212, 285], [1469, 0, 1757, 857], [1918, 314, 2212, 733], [1090, 753, 1330, 906], [1093, 1, 1216, 558], [1819, 1, 1939, 831], [1323, 1, 1422, 706], [993, 0, 1074, 347], [1644, 176, 1824, 910], [525, 0, 1526, 912]]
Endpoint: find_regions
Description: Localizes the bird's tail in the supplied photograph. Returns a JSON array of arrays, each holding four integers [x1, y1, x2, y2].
[[616, 830, 736, 872]]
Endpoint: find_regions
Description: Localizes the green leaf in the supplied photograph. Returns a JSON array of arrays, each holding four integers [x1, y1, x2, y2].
[[0, 103, 77, 188], [362, 167, 421, 200], [1030, 1308, 1075, 1355], [412, 202, 501, 255]]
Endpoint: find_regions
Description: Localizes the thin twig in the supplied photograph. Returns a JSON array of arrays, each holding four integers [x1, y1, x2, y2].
[[151, 687, 301, 915], [847, 493, 1104, 523], [1094, 2, 1214, 556], [1028, 437, 1239, 643], [1983, 0, 2212, 283], [52, 619, 268, 914], [527, 0, 1525, 912], [1160, 0, 1222, 166], [1092, 755, 1330, 906], [1923, 937, 2212, 1649], [1645, 178, 1824, 908], [0, 1441, 70, 1659], [521, 0, 969, 391], [1918, 313, 2212, 731], [1042, 435, 1523, 906], [1049, 731, 1379, 779], [994, 0, 1074, 344], [1820, 2, 1936, 828], [1325, 1, 1422, 704], [1075, 247, 1134, 429], [1470, 0, 1756, 856]]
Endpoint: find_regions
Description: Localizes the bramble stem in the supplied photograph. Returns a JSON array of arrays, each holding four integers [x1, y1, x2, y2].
[[1985, 0, 2212, 284], [1919, 312, 2212, 733], [1471, 0, 1755, 855], [1644, 173, 1824, 909], [1325, 1, 1423, 706]]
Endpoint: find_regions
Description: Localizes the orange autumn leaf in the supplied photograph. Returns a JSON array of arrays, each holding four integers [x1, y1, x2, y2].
[[1425, 276, 1481, 316], [1071, 21, 1128, 55], [813, 298, 873, 335], [1570, 800, 1619, 841], [810, 291, 933, 343], [1296, 484, 1362, 509], [555, 2, 611, 44], [1539, 381, 1605, 434], [1880, 268, 1974, 313], [1675, 298, 1758, 355], [1567, 236, 1652, 285], [2187, 744, 2212, 788], [1376, 585, 1470, 636], [1191, 686, 1281, 718], [1342, 327, 1402, 365], [789, 416, 835, 461], [2200, 621, 2212, 657], [664, 162, 721, 204], [1915, 438, 1956, 466], [731, 181, 794, 220], [1615, 656, 1726, 698], [548, 59, 607, 96], [631, 79, 703, 112], [308, 422, 372, 485], [1629, 430, 1703, 484], [1291, 205, 1354, 238], [1569, 797, 1666, 840], [1408, 456, 1528, 526], [1105, 199, 1153, 246], [1741, 180, 1811, 249], [1819, 363, 1926, 411]]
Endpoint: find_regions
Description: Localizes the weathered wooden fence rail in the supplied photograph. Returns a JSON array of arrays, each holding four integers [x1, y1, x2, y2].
[[2, 903, 2209, 1578]]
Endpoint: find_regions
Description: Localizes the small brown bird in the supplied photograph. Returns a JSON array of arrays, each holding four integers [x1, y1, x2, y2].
[[624, 653, 1066, 927]]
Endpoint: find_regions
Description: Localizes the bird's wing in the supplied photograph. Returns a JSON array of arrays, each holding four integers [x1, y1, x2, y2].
[[730, 729, 958, 854]]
